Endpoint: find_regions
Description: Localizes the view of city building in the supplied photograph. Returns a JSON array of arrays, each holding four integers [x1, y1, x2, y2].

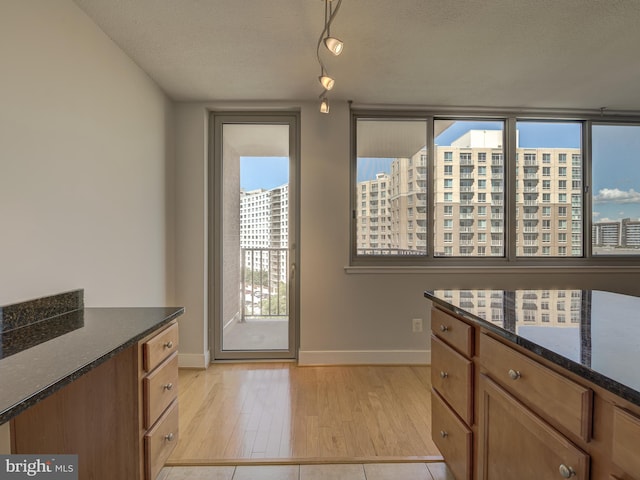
[[357, 129, 640, 257], [240, 184, 289, 281]]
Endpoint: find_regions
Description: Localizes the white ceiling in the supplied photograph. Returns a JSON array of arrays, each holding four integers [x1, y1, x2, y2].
[[74, 0, 640, 111]]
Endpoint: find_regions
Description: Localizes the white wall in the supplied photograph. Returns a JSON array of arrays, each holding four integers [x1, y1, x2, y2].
[[0, 0, 174, 307], [174, 100, 640, 366]]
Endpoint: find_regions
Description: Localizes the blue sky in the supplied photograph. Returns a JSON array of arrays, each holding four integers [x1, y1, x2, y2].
[[240, 156, 289, 191]]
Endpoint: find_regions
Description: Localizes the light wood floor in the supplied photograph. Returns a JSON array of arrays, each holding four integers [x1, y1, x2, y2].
[[167, 363, 442, 465]]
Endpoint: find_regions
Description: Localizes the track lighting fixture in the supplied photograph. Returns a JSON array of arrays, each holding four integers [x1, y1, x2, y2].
[[324, 36, 344, 56], [316, 0, 343, 113], [319, 73, 335, 90], [320, 96, 330, 114]]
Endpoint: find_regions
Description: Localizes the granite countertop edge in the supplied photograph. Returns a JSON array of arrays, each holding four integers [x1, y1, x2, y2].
[[425, 291, 640, 407], [0, 307, 184, 425]]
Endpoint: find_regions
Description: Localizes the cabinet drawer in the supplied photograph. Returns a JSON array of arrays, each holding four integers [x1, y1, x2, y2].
[[432, 389, 472, 480], [144, 322, 179, 372], [144, 352, 179, 429], [145, 400, 179, 480], [431, 308, 474, 357], [431, 334, 473, 425], [479, 333, 592, 442], [612, 407, 640, 479], [477, 374, 589, 480]]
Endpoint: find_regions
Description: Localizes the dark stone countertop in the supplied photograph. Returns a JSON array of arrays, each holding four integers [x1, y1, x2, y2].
[[425, 289, 640, 407], [0, 306, 184, 424]]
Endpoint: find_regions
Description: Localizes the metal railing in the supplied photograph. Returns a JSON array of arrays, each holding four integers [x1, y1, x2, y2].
[[242, 248, 289, 320]]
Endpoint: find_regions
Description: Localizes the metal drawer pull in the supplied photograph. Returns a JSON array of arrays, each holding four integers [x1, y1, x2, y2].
[[508, 369, 521, 380], [163, 383, 174, 391], [558, 464, 575, 478], [164, 433, 175, 442], [440, 430, 448, 438], [439, 371, 449, 379], [439, 325, 449, 332], [164, 341, 174, 349]]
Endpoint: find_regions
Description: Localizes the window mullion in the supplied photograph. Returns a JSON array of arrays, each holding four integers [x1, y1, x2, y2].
[[427, 116, 435, 260], [583, 120, 592, 258], [505, 117, 518, 261]]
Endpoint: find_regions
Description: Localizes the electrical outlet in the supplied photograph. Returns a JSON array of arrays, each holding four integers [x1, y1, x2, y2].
[[412, 318, 423, 333]]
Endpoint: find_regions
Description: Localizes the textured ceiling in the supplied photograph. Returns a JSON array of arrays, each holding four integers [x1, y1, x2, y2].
[[74, 0, 640, 111]]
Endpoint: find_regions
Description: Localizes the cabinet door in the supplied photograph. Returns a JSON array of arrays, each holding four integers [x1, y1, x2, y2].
[[477, 374, 589, 480], [432, 389, 472, 480]]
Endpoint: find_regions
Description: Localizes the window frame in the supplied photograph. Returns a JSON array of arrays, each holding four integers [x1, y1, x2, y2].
[[350, 109, 640, 267]]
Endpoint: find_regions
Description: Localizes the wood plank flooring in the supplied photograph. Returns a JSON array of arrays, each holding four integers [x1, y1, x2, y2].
[[167, 363, 443, 465]]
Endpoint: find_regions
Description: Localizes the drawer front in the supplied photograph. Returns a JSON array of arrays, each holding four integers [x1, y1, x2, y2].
[[431, 334, 473, 425], [612, 407, 640, 479], [477, 374, 590, 480], [144, 322, 179, 372], [145, 400, 179, 480], [431, 389, 472, 480], [479, 333, 592, 442], [144, 352, 179, 429], [431, 307, 474, 357]]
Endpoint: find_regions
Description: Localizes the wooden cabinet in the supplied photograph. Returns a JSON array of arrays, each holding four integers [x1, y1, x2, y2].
[[480, 333, 592, 442], [432, 389, 472, 480], [139, 321, 179, 480], [429, 302, 640, 480], [611, 407, 640, 480], [11, 320, 179, 480], [477, 374, 589, 479], [431, 307, 474, 479]]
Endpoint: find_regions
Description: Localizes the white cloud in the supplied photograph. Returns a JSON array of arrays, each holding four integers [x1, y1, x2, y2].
[[593, 211, 601, 218], [593, 188, 640, 204]]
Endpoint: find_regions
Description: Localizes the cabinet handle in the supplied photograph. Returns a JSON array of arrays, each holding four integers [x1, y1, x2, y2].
[[439, 325, 449, 332], [508, 369, 521, 380], [440, 430, 448, 438], [558, 464, 575, 478], [439, 371, 449, 379], [164, 341, 174, 349], [163, 383, 174, 391], [164, 432, 175, 442]]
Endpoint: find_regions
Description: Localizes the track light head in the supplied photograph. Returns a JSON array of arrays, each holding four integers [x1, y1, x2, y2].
[[319, 75, 335, 90], [320, 97, 330, 114], [324, 36, 344, 56]]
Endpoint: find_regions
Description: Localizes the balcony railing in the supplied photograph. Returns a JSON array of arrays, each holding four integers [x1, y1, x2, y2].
[[242, 248, 289, 319]]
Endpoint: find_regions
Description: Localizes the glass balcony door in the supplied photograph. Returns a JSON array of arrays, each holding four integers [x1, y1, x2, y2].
[[211, 114, 298, 360]]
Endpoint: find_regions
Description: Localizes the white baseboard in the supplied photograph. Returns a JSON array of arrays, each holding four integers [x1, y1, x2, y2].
[[178, 350, 211, 369], [298, 349, 431, 366]]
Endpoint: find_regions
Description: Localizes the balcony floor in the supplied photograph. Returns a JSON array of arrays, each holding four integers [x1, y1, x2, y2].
[[223, 317, 289, 351]]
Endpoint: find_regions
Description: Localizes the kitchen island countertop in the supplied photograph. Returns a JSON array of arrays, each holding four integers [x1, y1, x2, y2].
[[426, 288, 640, 406]]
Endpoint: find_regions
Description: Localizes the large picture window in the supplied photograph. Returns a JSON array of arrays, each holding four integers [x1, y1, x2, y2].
[[351, 112, 640, 265]]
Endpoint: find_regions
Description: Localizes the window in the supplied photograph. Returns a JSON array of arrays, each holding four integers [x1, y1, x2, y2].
[[352, 113, 639, 265], [592, 124, 640, 256], [433, 119, 504, 257], [354, 118, 427, 258]]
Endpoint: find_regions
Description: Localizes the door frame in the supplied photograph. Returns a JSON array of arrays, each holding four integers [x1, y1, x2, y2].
[[209, 111, 300, 361]]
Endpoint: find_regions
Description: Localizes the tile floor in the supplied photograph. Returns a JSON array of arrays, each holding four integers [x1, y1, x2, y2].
[[158, 462, 453, 480]]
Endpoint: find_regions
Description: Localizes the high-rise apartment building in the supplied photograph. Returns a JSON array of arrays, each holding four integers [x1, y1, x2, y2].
[[240, 184, 288, 281], [357, 130, 583, 257]]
